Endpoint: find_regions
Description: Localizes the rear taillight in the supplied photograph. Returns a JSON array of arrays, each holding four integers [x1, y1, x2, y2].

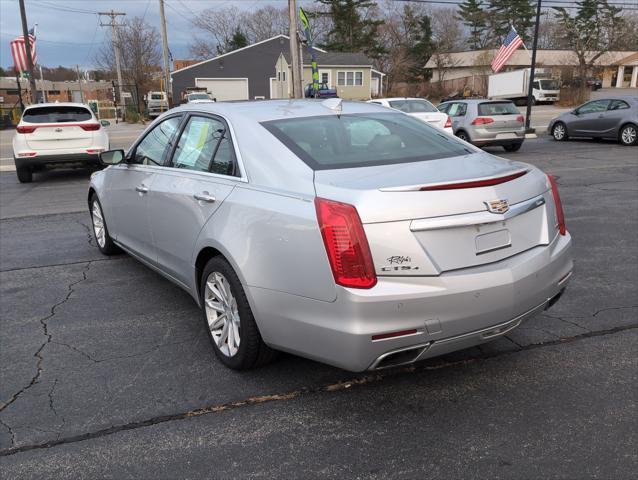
[[315, 198, 377, 289], [516, 115, 525, 123], [444, 116, 452, 128], [16, 125, 36, 134], [547, 174, 566, 235], [471, 117, 494, 125], [80, 123, 101, 131]]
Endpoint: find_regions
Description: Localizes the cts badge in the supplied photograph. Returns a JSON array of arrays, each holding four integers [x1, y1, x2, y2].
[[485, 199, 509, 214]]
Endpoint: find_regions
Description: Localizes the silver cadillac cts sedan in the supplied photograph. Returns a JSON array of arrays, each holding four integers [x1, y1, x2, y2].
[[89, 99, 572, 372]]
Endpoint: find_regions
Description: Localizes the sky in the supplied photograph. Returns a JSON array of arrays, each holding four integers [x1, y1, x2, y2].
[[0, 0, 296, 70]]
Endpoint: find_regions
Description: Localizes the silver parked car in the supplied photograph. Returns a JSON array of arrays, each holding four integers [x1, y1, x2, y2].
[[548, 97, 637, 146], [89, 100, 572, 372], [438, 99, 526, 151]]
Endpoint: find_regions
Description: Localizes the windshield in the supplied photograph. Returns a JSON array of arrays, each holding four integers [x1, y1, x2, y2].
[[262, 112, 472, 170], [478, 102, 519, 116], [539, 79, 559, 90], [150, 94, 164, 100], [188, 93, 209, 100], [22, 106, 92, 123]]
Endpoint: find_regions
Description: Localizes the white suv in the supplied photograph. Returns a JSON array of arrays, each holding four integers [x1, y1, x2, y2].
[[12, 102, 110, 183]]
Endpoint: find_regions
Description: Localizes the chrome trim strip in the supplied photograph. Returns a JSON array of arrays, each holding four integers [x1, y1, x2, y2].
[[410, 195, 545, 232], [380, 168, 529, 192], [558, 270, 573, 286]]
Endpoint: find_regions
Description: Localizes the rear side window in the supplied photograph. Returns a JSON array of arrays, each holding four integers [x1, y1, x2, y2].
[[262, 112, 471, 170], [22, 106, 92, 123], [478, 102, 519, 116], [608, 100, 630, 110], [407, 100, 438, 113]]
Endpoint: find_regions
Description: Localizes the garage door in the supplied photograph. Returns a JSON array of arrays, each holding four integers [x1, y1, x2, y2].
[[195, 78, 249, 101]]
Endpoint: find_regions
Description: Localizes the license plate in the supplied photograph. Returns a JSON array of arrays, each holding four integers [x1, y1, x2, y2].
[[475, 229, 511, 255], [495, 133, 517, 140]]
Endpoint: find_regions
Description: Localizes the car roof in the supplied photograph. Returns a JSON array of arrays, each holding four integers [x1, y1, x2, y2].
[[442, 99, 510, 104], [170, 99, 394, 123]]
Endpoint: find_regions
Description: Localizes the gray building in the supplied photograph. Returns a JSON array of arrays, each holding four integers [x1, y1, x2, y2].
[[171, 35, 383, 102]]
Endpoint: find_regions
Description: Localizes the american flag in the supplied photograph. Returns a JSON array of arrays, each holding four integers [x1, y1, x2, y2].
[[491, 27, 523, 73], [10, 27, 37, 73]]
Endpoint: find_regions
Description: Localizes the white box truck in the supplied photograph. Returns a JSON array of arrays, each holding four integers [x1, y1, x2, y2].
[[144, 91, 169, 118], [488, 68, 560, 105]]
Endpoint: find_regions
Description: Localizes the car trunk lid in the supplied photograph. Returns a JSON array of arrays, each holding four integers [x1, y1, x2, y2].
[[24, 123, 95, 150], [314, 153, 553, 276]]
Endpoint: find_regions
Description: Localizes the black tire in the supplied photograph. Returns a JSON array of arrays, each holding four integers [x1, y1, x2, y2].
[[456, 130, 470, 143], [619, 123, 637, 146], [16, 165, 32, 183], [89, 195, 120, 255], [503, 142, 523, 152], [552, 122, 568, 142], [200, 257, 277, 370]]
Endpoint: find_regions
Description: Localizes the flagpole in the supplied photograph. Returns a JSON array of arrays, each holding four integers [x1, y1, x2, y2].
[[18, 0, 37, 103], [524, 0, 542, 134]]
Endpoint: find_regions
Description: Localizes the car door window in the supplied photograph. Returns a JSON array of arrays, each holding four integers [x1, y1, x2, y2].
[[438, 103, 449, 113], [577, 100, 610, 115], [133, 116, 182, 165], [608, 100, 630, 111], [388, 100, 411, 113], [172, 115, 237, 176]]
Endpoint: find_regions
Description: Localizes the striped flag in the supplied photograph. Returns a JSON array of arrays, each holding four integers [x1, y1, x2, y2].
[[491, 27, 523, 73], [10, 27, 37, 73]]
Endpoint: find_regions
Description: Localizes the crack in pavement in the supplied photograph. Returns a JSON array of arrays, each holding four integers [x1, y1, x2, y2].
[[1, 322, 636, 458], [0, 257, 119, 274], [541, 313, 592, 332], [75, 218, 95, 247], [47, 379, 66, 441], [592, 305, 638, 317], [0, 418, 15, 449], [0, 262, 92, 414]]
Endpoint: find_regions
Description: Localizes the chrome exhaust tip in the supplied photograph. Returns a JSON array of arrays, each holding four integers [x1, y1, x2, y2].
[[369, 343, 431, 370]]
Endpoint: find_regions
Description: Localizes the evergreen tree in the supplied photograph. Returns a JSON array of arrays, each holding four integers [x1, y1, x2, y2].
[[458, 0, 489, 49], [228, 29, 248, 52], [317, 0, 385, 58], [488, 0, 535, 44], [408, 15, 435, 81]]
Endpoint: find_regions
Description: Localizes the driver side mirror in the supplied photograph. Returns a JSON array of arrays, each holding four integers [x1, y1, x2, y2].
[[99, 149, 124, 166], [100, 119, 111, 127]]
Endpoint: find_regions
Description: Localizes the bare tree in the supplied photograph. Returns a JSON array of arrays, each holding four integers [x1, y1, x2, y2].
[[430, 8, 466, 53], [96, 16, 162, 107], [190, 6, 244, 56], [243, 5, 289, 41]]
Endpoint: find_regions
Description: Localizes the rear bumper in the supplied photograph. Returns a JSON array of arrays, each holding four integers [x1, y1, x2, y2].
[[470, 128, 525, 147], [14, 152, 101, 169], [248, 232, 572, 372]]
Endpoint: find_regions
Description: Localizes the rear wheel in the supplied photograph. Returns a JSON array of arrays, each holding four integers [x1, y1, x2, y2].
[[503, 142, 522, 152], [90, 195, 120, 255], [456, 130, 470, 143], [552, 122, 568, 141], [619, 124, 637, 146], [200, 257, 277, 370], [16, 165, 32, 183]]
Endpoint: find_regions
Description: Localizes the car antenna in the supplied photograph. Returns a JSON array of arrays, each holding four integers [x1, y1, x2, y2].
[[321, 98, 342, 118]]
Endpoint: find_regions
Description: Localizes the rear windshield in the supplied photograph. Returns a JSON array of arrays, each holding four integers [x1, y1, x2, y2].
[[22, 106, 92, 123], [262, 112, 472, 170], [188, 93, 209, 100], [151, 94, 164, 100], [389, 99, 438, 113], [478, 102, 519, 116]]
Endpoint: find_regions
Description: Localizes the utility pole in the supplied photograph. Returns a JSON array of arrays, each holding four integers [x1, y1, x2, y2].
[[158, 0, 172, 106], [18, 0, 37, 103], [39, 65, 46, 103], [76, 65, 85, 103], [288, 0, 303, 98], [99, 11, 126, 119], [525, 0, 542, 134]]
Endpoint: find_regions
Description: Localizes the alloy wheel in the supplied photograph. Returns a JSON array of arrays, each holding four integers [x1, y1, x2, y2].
[[204, 272, 241, 357], [553, 123, 565, 140], [621, 125, 636, 145], [92, 201, 106, 248]]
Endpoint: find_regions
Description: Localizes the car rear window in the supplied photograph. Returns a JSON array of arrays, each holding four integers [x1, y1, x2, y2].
[[22, 106, 93, 123], [262, 112, 472, 170], [478, 102, 519, 116]]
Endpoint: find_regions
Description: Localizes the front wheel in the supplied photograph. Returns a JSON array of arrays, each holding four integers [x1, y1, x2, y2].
[[503, 142, 522, 152], [90, 195, 120, 255], [552, 122, 568, 141], [200, 257, 277, 370], [619, 124, 637, 146]]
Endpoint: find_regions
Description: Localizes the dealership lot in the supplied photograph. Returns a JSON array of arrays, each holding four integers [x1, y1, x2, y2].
[[0, 131, 636, 477]]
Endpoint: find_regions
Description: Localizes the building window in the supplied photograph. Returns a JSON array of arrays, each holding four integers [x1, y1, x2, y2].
[[48, 90, 61, 95], [282, 71, 286, 82], [337, 71, 363, 86], [321, 72, 329, 84]]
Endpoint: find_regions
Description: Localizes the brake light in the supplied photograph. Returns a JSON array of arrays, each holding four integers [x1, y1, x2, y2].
[[547, 174, 566, 235], [16, 125, 36, 134], [315, 198, 377, 289], [516, 115, 525, 123], [471, 117, 494, 125], [444, 116, 452, 128], [420, 170, 528, 191], [80, 123, 101, 131]]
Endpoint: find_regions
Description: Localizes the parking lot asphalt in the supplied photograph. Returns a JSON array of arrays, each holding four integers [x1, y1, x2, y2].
[[0, 135, 636, 478]]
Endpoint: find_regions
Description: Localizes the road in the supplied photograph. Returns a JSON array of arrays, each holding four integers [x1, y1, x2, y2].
[[0, 136, 636, 478]]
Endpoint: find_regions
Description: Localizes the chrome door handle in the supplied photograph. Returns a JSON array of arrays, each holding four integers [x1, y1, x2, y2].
[[135, 185, 149, 193], [193, 192, 216, 203]]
